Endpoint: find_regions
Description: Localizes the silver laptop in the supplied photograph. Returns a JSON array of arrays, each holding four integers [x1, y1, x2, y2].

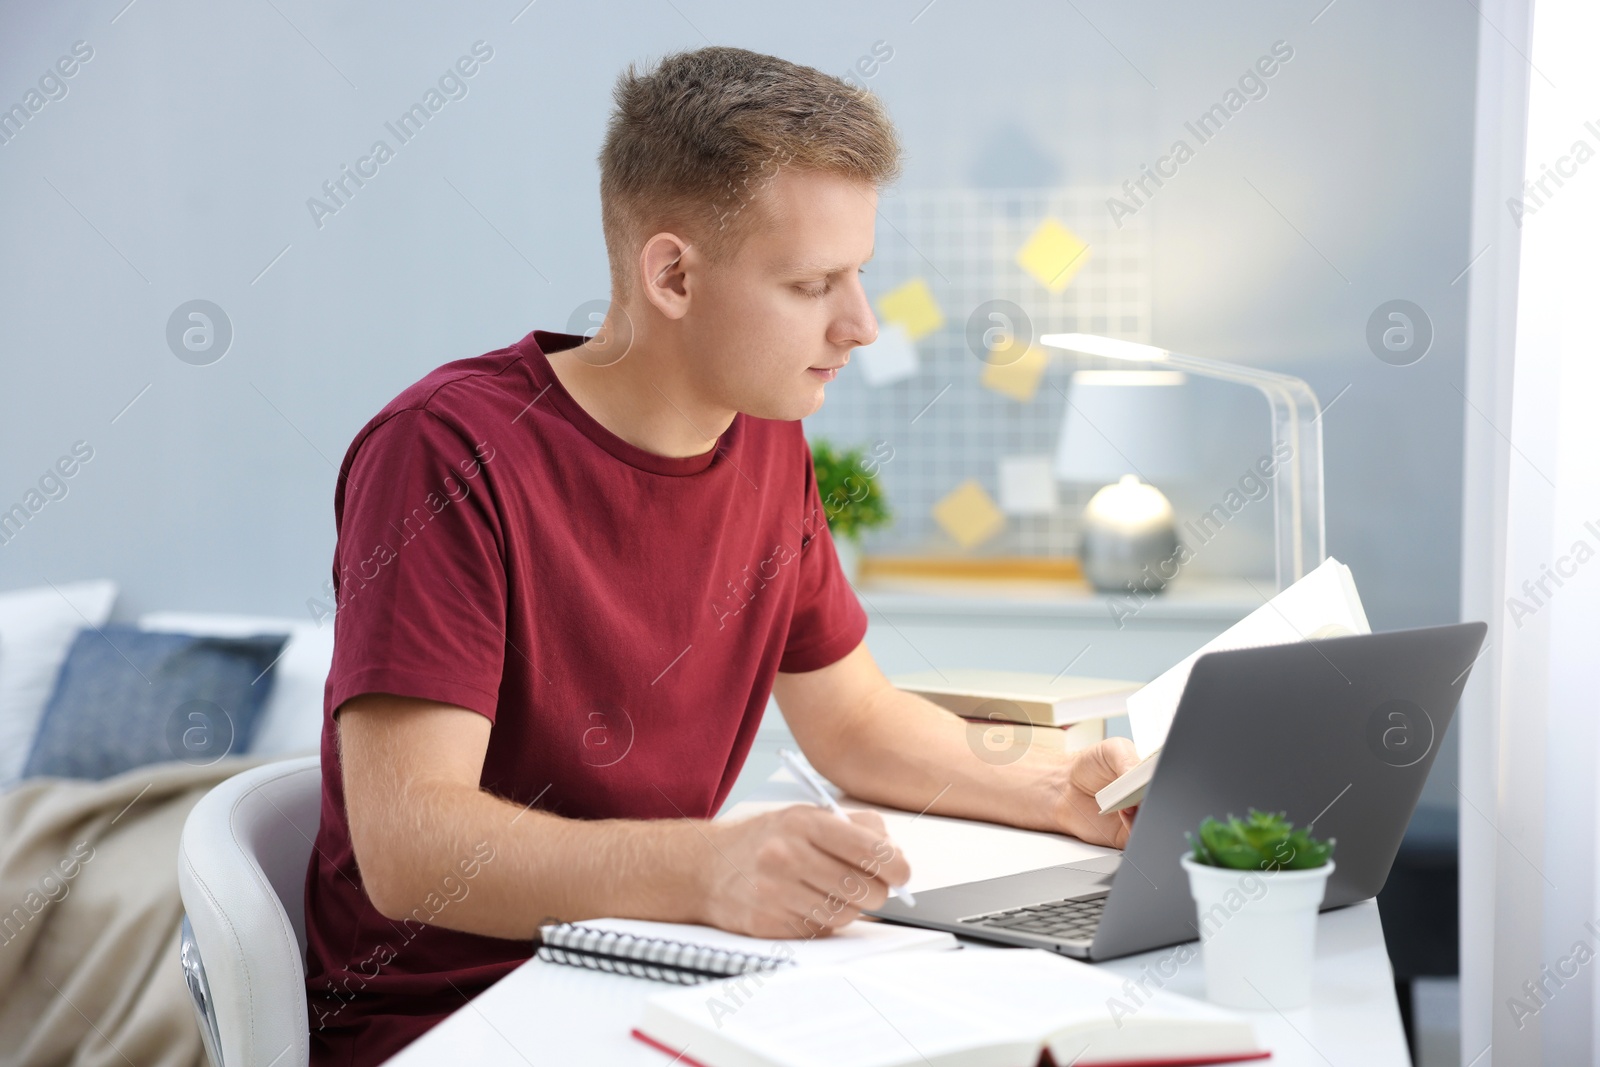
[[868, 622, 1487, 961]]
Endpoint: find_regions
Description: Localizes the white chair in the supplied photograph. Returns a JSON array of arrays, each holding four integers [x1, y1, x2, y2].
[[178, 756, 320, 1067]]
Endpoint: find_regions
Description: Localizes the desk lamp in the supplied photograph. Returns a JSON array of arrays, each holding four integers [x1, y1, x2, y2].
[[1055, 369, 1190, 593], [1041, 333, 1327, 592]]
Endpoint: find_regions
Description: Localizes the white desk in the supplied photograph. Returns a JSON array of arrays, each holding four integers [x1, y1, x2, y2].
[[386, 774, 1410, 1066]]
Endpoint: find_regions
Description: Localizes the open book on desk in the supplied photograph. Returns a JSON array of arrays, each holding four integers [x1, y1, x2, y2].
[[634, 947, 1267, 1067], [1097, 556, 1372, 814]]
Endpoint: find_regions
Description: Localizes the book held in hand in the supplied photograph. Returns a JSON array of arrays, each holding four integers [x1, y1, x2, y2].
[[1094, 750, 1160, 815], [633, 947, 1268, 1067]]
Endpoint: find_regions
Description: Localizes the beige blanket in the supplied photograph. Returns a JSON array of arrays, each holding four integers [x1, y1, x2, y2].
[[0, 757, 269, 1067]]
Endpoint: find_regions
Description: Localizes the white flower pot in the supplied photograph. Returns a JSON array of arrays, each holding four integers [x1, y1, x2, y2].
[[1180, 855, 1335, 1010], [833, 537, 862, 585]]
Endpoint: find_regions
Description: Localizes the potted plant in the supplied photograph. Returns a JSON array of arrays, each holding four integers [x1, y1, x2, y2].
[[1180, 809, 1336, 1010], [810, 439, 892, 583]]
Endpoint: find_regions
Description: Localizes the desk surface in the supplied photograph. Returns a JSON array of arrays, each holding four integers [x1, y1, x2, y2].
[[386, 775, 1409, 1067]]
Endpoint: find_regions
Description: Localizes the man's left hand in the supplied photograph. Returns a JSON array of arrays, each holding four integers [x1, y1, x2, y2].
[[1051, 738, 1142, 848]]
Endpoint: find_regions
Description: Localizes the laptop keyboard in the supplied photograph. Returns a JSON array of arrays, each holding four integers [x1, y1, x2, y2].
[[959, 895, 1107, 941]]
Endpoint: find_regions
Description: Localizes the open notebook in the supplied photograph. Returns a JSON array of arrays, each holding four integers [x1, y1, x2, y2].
[[536, 917, 956, 985], [1097, 555, 1371, 814], [634, 947, 1266, 1067]]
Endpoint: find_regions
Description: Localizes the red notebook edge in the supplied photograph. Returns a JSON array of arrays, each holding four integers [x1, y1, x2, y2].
[[633, 1028, 716, 1067], [632, 1027, 1271, 1067], [1074, 1053, 1272, 1067]]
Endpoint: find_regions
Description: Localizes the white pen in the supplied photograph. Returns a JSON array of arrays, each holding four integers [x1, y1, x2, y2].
[[778, 747, 916, 906]]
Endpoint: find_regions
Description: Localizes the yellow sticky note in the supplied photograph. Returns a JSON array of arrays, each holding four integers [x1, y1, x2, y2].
[[1016, 218, 1090, 293], [981, 341, 1049, 403], [876, 278, 945, 341], [932, 480, 1006, 549]]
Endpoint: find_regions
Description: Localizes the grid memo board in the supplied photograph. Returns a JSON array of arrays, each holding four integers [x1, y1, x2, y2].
[[802, 186, 1154, 556]]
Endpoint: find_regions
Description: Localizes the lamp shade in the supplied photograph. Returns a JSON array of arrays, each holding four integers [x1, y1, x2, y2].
[[1041, 333, 1327, 590], [1054, 370, 1192, 484]]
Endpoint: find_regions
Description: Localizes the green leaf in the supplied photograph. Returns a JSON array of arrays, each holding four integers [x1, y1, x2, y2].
[[1186, 808, 1333, 869], [810, 438, 893, 542]]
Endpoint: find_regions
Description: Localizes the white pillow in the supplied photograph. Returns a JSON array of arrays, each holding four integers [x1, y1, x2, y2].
[[0, 579, 119, 788], [137, 611, 333, 758]]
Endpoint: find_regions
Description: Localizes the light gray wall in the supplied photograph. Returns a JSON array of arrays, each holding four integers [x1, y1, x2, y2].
[[1, 1, 1477, 797]]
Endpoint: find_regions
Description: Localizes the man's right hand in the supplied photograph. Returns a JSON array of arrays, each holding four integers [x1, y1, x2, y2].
[[341, 694, 912, 941], [696, 805, 912, 939]]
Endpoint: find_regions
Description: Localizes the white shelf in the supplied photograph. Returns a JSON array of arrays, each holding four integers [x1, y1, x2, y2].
[[852, 576, 1264, 624]]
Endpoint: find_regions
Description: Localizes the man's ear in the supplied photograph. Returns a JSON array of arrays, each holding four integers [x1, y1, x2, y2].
[[637, 232, 695, 321]]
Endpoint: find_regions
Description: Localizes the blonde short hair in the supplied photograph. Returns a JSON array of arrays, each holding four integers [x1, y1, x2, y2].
[[598, 45, 902, 298]]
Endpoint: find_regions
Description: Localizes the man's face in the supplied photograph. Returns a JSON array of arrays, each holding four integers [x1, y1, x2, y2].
[[679, 168, 880, 421]]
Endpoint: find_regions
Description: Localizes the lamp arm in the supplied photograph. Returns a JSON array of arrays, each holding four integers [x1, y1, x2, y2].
[[1152, 353, 1328, 589], [1258, 377, 1327, 588]]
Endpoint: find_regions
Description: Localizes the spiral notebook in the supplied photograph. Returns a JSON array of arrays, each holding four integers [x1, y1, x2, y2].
[[535, 917, 959, 986]]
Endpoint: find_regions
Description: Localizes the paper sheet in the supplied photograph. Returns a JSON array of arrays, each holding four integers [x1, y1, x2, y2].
[[726, 796, 1117, 895], [1124, 557, 1371, 759]]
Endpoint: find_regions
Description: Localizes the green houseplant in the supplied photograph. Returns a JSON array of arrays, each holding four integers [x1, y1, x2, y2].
[[1179, 809, 1336, 1010], [810, 439, 892, 580], [1186, 809, 1335, 871]]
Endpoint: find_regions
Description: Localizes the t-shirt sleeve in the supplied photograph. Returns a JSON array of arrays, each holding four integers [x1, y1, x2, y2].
[[326, 409, 507, 722], [778, 443, 869, 674]]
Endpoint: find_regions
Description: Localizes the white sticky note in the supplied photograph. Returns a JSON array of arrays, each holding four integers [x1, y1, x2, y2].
[[997, 455, 1058, 515], [854, 323, 919, 386]]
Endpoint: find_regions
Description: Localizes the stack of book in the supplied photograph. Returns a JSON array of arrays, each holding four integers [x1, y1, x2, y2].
[[891, 669, 1141, 754], [894, 556, 1372, 816]]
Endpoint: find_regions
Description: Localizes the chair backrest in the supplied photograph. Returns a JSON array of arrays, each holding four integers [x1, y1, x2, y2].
[[178, 756, 321, 1067]]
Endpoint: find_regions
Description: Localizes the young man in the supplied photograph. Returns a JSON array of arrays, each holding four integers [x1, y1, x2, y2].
[[303, 45, 1139, 1065]]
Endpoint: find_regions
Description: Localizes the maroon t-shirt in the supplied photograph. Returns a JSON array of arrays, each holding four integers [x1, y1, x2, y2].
[[302, 329, 868, 1065]]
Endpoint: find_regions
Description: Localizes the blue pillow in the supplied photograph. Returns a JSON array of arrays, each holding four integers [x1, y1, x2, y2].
[[22, 624, 289, 780]]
